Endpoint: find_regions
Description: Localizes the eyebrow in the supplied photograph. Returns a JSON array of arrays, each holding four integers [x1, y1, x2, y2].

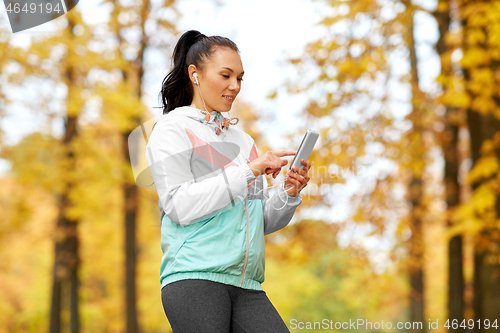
[[221, 67, 244, 75]]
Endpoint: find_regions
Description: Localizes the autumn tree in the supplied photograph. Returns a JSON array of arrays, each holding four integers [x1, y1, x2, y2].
[[433, 0, 466, 326], [455, 0, 500, 326], [95, 0, 179, 330], [2, 6, 98, 331], [9, 8, 99, 332], [281, 0, 457, 329]]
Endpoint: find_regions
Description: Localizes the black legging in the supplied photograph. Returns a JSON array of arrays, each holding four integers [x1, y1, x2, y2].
[[161, 279, 290, 333]]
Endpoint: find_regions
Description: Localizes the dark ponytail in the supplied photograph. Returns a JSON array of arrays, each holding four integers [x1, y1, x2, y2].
[[159, 30, 240, 114]]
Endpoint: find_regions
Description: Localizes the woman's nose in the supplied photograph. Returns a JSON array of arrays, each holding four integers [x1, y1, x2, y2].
[[229, 79, 240, 92]]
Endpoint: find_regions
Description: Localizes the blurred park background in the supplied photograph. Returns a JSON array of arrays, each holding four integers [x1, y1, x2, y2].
[[1, 0, 500, 332]]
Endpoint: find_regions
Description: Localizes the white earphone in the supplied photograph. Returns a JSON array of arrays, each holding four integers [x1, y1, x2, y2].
[[193, 72, 210, 116]]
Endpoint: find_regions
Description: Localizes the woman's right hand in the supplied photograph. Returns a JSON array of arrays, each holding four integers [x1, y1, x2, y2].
[[248, 150, 296, 179]]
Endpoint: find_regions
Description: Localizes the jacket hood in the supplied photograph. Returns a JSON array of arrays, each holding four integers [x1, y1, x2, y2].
[[169, 106, 238, 136]]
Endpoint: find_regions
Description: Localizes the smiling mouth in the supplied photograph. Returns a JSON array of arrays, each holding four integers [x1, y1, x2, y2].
[[223, 95, 235, 102]]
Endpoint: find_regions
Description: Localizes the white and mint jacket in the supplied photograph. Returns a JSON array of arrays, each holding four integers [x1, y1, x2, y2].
[[145, 106, 302, 291]]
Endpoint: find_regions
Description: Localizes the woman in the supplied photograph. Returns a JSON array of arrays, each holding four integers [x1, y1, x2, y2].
[[146, 30, 311, 333]]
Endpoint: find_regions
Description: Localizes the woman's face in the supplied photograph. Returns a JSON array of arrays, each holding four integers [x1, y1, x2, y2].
[[190, 47, 244, 113]]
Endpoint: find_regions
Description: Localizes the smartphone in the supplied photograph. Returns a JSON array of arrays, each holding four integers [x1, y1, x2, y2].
[[290, 129, 319, 171]]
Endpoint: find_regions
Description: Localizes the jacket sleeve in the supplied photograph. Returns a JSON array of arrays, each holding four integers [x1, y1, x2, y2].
[[145, 118, 256, 226], [261, 174, 302, 235], [248, 143, 302, 235]]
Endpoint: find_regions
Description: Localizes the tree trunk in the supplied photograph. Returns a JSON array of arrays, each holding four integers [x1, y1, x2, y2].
[[49, 7, 82, 332], [403, 3, 426, 332], [434, 0, 465, 326], [49, 116, 81, 333], [467, 110, 500, 331], [459, 0, 500, 329], [124, 177, 140, 333], [114, 0, 150, 331]]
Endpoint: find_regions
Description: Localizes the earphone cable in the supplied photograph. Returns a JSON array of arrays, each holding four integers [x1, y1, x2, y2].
[[195, 79, 211, 125]]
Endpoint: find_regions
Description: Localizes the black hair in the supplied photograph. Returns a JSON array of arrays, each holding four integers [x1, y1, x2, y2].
[[159, 30, 240, 114]]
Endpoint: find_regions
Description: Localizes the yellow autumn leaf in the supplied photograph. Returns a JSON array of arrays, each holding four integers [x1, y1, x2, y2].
[[470, 183, 497, 216], [467, 156, 499, 184], [490, 48, 500, 60], [466, 28, 486, 45], [461, 46, 491, 68], [471, 95, 496, 114]]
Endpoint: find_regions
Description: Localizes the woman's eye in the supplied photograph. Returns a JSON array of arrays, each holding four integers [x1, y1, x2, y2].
[[221, 74, 243, 82]]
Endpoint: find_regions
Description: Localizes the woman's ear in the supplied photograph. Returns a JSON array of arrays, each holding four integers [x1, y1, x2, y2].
[[188, 64, 198, 85]]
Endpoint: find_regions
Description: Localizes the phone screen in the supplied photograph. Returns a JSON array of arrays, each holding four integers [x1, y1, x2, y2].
[[290, 130, 319, 171]]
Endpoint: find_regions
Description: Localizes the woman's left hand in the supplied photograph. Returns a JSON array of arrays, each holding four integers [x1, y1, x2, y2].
[[284, 159, 311, 197]]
